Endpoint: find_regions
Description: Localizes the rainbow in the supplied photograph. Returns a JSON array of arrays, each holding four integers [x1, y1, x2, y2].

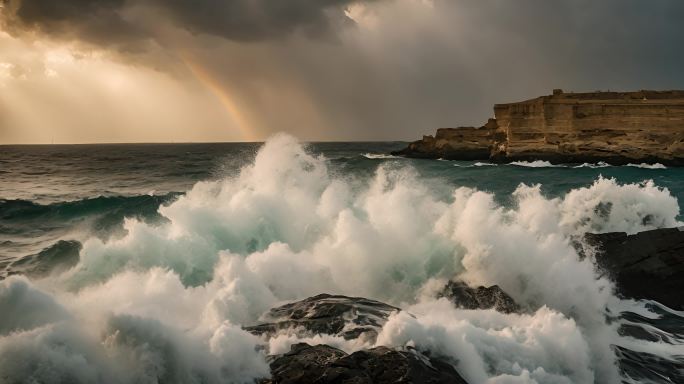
[[179, 53, 256, 142]]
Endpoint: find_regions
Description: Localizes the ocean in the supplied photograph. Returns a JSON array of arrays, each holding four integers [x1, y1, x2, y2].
[[1, 134, 682, 383]]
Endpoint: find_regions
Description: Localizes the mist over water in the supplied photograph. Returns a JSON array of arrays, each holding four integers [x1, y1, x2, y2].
[[1, 134, 683, 383]]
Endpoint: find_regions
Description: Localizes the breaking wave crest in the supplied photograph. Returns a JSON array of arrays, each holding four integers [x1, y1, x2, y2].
[[626, 163, 668, 169], [574, 162, 612, 168], [0, 194, 178, 222], [508, 160, 559, 167], [362, 153, 401, 159], [0, 134, 681, 383]]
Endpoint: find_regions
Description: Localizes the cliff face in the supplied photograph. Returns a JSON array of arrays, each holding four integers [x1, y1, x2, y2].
[[397, 119, 501, 160], [394, 90, 684, 164]]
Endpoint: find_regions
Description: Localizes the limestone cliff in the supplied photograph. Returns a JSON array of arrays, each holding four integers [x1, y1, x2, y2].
[[393, 89, 684, 165]]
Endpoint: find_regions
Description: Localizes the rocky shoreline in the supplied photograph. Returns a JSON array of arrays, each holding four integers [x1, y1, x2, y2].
[[393, 90, 684, 165], [246, 226, 684, 383], [7, 224, 682, 383]]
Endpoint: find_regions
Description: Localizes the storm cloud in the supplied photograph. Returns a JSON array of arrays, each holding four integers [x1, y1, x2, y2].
[[1, 0, 367, 46], [1, 0, 684, 143]]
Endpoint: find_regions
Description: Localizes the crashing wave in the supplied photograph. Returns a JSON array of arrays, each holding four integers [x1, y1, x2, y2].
[[362, 153, 400, 159], [0, 133, 681, 383], [508, 160, 562, 167], [573, 162, 612, 168], [626, 163, 667, 169]]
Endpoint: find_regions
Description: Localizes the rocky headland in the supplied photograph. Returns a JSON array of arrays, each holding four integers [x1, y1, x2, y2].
[[393, 90, 684, 165]]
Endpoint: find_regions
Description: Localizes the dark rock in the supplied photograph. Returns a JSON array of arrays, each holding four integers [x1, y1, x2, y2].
[[391, 121, 499, 161], [262, 343, 469, 384], [584, 227, 684, 309], [439, 280, 521, 314], [264, 343, 347, 384], [614, 345, 684, 384], [244, 294, 400, 343]]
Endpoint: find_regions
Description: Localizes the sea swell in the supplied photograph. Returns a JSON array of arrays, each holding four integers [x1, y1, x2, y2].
[[0, 134, 682, 383], [0, 193, 182, 278], [0, 194, 180, 223]]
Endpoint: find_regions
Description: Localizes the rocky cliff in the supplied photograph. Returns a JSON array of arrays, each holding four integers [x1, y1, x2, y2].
[[393, 90, 684, 165]]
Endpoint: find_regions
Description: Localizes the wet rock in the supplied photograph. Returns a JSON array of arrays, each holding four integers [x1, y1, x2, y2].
[[262, 343, 469, 384], [244, 293, 400, 343], [584, 227, 684, 309], [439, 280, 521, 314], [614, 346, 684, 384]]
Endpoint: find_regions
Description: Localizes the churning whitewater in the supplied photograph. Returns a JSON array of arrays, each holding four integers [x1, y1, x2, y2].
[[0, 134, 682, 383]]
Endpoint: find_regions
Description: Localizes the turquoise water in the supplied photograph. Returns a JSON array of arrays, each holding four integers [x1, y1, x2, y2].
[[0, 139, 682, 383], [2, 141, 683, 268]]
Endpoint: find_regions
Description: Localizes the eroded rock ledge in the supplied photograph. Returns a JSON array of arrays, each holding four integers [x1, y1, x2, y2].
[[246, 285, 522, 384], [584, 227, 684, 310], [262, 343, 468, 384], [247, 293, 471, 384], [393, 89, 684, 165], [438, 280, 521, 314]]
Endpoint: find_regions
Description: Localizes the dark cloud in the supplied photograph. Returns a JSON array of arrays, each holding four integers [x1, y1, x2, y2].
[[1, 0, 366, 47], [152, 0, 361, 41], [199, 0, 684, 140], [2, 0, 684, 142], [2, 0, 147, 48]]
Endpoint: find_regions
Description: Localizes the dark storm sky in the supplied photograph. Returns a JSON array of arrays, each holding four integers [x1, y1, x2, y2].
[[1, 0, 683, 143]]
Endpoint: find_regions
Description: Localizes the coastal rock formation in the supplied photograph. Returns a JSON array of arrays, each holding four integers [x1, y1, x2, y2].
[[395, 119, 502, 160], [584, 227, 684, 309], [244, 293, 400, 343], [394, 89, 684, 165], [438, 280, 521, 314], [614, 346, 684, 384], [262, 343, 469, 384], [247, 294, 470, 383]]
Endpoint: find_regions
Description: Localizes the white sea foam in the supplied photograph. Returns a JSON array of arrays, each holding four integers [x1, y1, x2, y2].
[[508, 160, 561, 168], [454, 161, 497, 168], [626, 163, 667, 169], [363, 153, 400, 159], [573, 162, 612, 168], [0, 133, 680, 383]]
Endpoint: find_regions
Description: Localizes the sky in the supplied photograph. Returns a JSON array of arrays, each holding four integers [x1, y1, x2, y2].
[[1, 0, 684, 144]]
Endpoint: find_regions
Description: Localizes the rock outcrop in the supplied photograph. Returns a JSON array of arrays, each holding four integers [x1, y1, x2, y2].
[[584, 227, 684, 309], [438, 280, 521, 314], [262, 343, 469, 384], [395, 119, 502, 160], [247, 294, 470, 383], [244, 293, 400, 343], [393, 89, 684, 165]]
